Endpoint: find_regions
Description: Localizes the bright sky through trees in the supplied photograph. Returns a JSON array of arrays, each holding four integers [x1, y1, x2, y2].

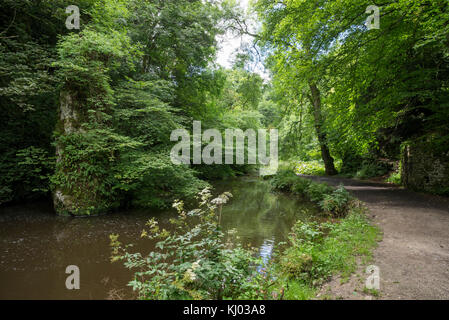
[[216, 0, 250, 68], [216, 0, 269, 79]]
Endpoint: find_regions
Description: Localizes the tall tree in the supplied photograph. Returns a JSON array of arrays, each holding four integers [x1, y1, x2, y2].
[[254, 0, 449, 174], [254, 0, 339, 174]]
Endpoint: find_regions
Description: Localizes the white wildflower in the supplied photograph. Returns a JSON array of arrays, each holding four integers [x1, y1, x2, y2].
[[185, 268, 197, 282], [191, 260, 201, 270]]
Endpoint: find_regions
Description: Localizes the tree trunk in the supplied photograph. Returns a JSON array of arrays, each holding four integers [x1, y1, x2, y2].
[[308, 82, 338, 176]]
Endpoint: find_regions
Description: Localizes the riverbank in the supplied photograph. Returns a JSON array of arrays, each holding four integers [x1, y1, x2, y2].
[[0, 176, 316, 299], [269, 170, 382, 300]]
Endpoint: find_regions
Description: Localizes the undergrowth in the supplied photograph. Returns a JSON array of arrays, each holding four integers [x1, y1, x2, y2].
[[270, 169, 381, 299], [111, 170, 381, 300]]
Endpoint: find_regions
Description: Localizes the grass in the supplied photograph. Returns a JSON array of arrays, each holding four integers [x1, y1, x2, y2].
[[279, 207, 381, 299], [363, 287, 381, 297], [278, 206, 381, 298], [269, 169, 382, 300], [282, 280, 317, 300]]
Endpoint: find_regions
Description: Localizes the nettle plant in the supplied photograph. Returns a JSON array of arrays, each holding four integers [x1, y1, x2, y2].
[[318, 185, 352, 218], [110, 188, 271, 300]]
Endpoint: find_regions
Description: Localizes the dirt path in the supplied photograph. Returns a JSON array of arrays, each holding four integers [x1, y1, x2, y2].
[[306, 176, 449, 300]]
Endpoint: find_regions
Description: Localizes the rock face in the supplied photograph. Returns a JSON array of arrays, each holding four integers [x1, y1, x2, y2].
[[401, 140, 449, 195], [58, 90, 81, 134], [52, 90, 114, 216], [53, 90, 78, 216]]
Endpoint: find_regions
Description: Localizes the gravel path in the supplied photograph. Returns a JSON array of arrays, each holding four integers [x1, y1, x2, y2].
[[306, 176, 449, 300]]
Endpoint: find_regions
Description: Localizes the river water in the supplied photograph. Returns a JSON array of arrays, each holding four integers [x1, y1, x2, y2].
[[0, 176, 317, 299]]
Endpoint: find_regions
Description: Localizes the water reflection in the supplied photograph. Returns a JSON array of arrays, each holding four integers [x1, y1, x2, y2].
[[217, 176, 317, 248], [259, 238, 275, 265]]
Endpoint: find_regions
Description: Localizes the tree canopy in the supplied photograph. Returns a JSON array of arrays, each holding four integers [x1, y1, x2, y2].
[[1, 0, 448, 212]]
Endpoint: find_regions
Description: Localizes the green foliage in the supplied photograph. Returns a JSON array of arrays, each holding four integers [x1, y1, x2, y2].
[[295, 161, 326, 176], [319, 185, 352, 218], [111, 79, 209, 208], [255, 0, 449, 190], [258, 91, 282, 127], [386, 171, 401, 185], [0, 0, 65, 203], [266, 171, 380, 299], [279, 208, 380, 287], [16, 147, 54, 193], [304, 183, 334, 203], [432, 187, 449, 197], [282, 280, 316, 300], [0, 147, 54, 204], [110, 188, 269, 300], [4, 0, 447, 212], [53, 28, 136, 93], [354, 160, 390, 180], [269, 169, 299, 191], [271, 170, 352, 218], [218, 69, 264, 110], [117, 151, 209, 208], [338, 154, 391, 180], [0, 0, 263, 211], [51, 22, 137, 215], [291, 178, 312, 195], [290, 221, 325, 244]]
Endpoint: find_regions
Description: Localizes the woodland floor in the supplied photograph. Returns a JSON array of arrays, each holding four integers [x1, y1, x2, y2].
[[305, 176, 449, 300]]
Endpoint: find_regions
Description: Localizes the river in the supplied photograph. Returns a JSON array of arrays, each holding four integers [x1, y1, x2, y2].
[[0, 176, 317, 299]]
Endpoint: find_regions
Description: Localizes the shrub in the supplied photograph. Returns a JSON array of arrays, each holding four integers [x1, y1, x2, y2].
[[319, 185, 352, 218], [270, 169, 299, 191], [271, 171, 353, 217], [289, 221, 324, 244], [355, 160, 390, 179], [279, 249, 314, 279], [305, 182, 333, 203], [1, 146, 54, 205], [291, 178, 312, 195], [269, 170, 380, 298], [385, 171, 401, 185]]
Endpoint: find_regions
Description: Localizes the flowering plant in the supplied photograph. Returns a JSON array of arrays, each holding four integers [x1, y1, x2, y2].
[[110, 188, 267, 300]]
